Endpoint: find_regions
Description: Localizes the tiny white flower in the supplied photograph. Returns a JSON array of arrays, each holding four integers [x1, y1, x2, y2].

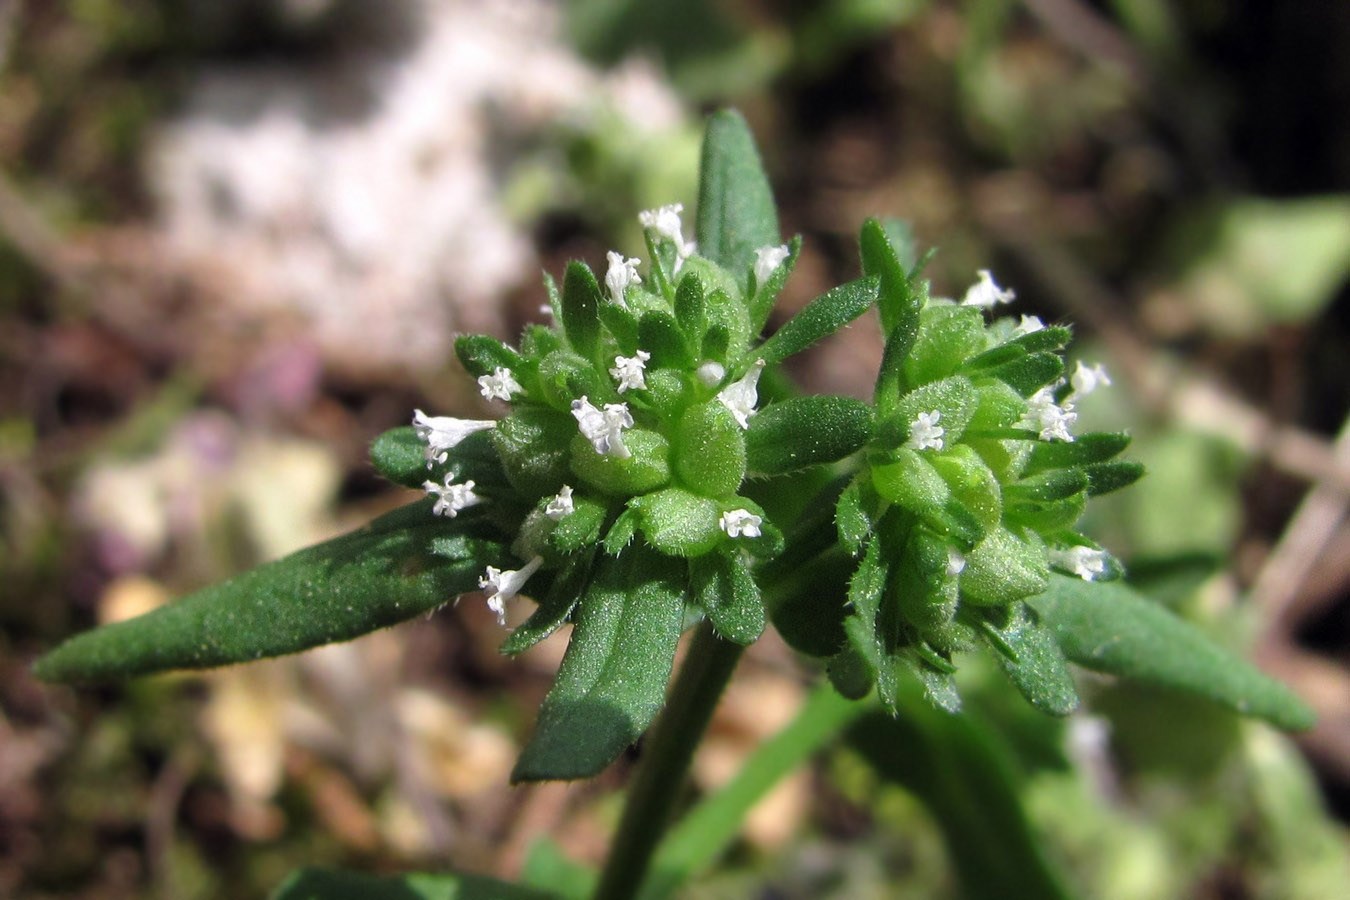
[[545, 484, 575, 521], [538, 303, 555, 319], [961, 269, 1016, 308], [1070, 360, 1112, 397], [753, 244, 791, 286], [422, 476, 482, 518], [604, 251, 642, 308], [477, 366, 523, 402], [479, 555, 545, 625], [638, 203, 696, 271], [1013, 315, 1045, 336], [1049, 545, 1109, 581], [571, 395, 635, 458], [1020, 387, 1077, 443], [719, 508, 763, 539], [946, 547, 967, 576], [412, 409, 496, 467], [905, 410, 945, 452], [717, 358, 765, 429], [609, 349, 651, 393], [695, 360, 726, 388]]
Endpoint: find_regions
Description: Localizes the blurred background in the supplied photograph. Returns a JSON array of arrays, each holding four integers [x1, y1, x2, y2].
[[2, 1, 1348, 897]]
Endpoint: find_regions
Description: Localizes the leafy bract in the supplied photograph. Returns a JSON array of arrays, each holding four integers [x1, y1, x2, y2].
[[513, 545, 687, 781], [1028, 575, 1315, 730], [35, 502, 508, 683], [755, 276, 880, 367], [694, 109, 780, 275]]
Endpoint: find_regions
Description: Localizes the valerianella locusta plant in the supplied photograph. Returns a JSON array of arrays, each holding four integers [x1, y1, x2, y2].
[[33, 110, 1313, 900]]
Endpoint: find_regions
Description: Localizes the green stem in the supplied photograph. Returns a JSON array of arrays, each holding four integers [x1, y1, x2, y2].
[[591, 620, 745, 900]]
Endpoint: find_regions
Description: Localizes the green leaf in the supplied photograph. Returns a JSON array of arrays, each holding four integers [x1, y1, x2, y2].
[[690, 550, 764, 645], [961, 527, 1050, 606], [272, 866, 560, 900], [569, 430, 672, 497], [561, 261, 603, 361], [847, 701, 1074, 900], [985, 351, 1065, 397], [1024, 431, 1131, 473], [673, 272, 707, 343], [766, 547, 853, 658], [549, 496, 608, 555], [980, 606, 1079, 715], [754, 276, 880, 367], [1027, 575, 1316, 730], [638, 310, 695, 369], [455, 334, 525, 380], [370, 426, 428, 489], [880, 375, 979, 448], [35, 502, 508, 683], [745, 396, 873, 475], [834, 475, 874, 556], [859, 217, 922, 338], [598, 303, 640, 355], [674, 401, 747, 497], [694, 109, 780, 274], [904, 305, 988, 386], [513, 545, 688, 781], [494, 409, 576, 496], [631, 487, 722, 558], [1084, 459, 1146, 496]]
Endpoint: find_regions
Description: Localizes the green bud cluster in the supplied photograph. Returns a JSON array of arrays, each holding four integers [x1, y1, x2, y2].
[[377, 207, 879, 653], [825, 220, 1143, 714]]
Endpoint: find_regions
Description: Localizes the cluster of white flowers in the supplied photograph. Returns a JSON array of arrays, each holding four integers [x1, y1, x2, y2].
[[571, 396, 634, 458], [423, 475, 481, 518], [638, 203, 696, 272], [719, 508, 762, 539], [1021, 387, 1078, 443], [1049, 545, 1109, 581], [905, 410, 945, 452], [717, 359, 765, 429], [610, 350, 651, 393]]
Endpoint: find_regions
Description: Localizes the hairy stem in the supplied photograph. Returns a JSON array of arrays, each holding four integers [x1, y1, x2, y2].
[[592, 620, 744, 900]]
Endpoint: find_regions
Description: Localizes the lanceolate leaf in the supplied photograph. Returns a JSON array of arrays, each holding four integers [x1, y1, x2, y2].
[[859, 217, 921, 339], [745, 396, 873, 475], [561, 261, 603, 361], [35, 502, 509, 683], [1028, 575, 1315, 730], [695, 109, 781, 275], [979, 606, 1079, 716], [272, 867, 560, 900], [513, 545, 688, 781], [755, 276, 881, 367]]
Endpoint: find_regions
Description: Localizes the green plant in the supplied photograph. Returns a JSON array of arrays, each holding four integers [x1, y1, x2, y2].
[[34, 110, 1313, 900]]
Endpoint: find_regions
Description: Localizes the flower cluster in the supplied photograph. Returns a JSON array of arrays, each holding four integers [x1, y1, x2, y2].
[[832, 252, 1139, 711], [408, 203, 791, 635], [398, 201, 1138, 717]]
